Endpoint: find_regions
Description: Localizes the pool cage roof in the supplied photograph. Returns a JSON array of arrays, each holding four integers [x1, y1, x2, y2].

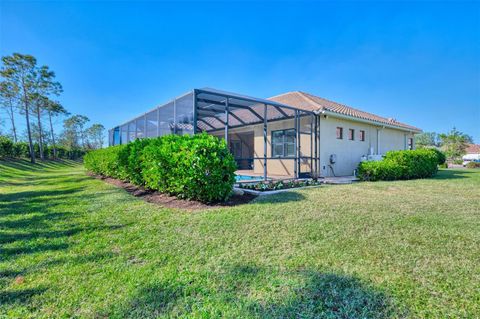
[[109, 88, 319, 180]]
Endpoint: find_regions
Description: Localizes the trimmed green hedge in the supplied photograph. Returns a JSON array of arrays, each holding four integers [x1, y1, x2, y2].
[[0, 136, 14, 158], [0, 135, 85, 160], [84, 133, 236, 203], [466, 161, 480, 169], [84, 145, 127, 179], [358, 149, 439, 181]]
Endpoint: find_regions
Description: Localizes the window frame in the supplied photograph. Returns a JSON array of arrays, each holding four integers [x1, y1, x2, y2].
[[359, 130, 365, 142], [407, 137, 413, 150], [336, 127, 343, 140], [271, 128, 296, 158], [348, 128, 355, 141]]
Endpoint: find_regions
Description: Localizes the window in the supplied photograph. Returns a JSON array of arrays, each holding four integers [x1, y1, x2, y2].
[[336, 127, 343, 139], [348, 129, 355, 140], [272, 129, 295, 157], [230, 140, 242, 158], [408, 138, 413, 150], [360, 130, 365, 141]]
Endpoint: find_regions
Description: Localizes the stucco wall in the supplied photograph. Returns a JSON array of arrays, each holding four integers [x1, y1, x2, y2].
[[318, 115, 415, 176], [252, 116, 313, 177]]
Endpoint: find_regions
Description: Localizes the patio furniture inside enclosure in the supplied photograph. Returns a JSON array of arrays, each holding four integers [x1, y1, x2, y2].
[[109, 88, 319, 179]]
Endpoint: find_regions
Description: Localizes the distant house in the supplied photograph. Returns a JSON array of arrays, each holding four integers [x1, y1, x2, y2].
[[109, 88, 421, 178], [463, 144, 480, 162]]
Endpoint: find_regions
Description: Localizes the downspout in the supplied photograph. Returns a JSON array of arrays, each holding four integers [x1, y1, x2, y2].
[[376, 126, 385, 155], [313, 109, 325, 177]]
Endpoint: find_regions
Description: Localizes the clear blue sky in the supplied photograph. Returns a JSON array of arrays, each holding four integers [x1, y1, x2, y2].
[[1, 1, 479, 143]]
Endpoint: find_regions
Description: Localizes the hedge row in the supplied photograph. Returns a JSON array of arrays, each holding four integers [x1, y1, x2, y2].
[[358, 149, 441, 181], [84, 133, 237, 203], [0, 136, 85, 160], [466, 161, 480, 169]]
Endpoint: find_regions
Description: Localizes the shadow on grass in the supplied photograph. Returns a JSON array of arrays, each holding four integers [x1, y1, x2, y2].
[[253, 191, 306, 205], [119, 265, 404, 318], [0, 287, 47, 306], [434, 169, 475, 180], [0, 188, 85, 217], [0, 158, 79, 170], [0, 159, 80, 180], [0, 174, 92, 187]]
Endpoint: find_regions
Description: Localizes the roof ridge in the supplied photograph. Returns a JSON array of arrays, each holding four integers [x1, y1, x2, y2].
[[295, 91, 326, 110], [300, 91, 367, 114], [299, 91, 416, 127], [268, 91, 302, 100]]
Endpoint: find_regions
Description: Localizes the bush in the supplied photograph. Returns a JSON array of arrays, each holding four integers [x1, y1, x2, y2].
[[0, 137, 85, 160], [357, 159, 403, 181], [431, 148, 446, 165], [142, 133, 236, 202], [0, 136, 14, 158], [84, 145, 126, 178], [84, 133, 237, 203], [13, 142, 29, 158], [123, 138, 152, 185], [466, 161, 480, 169], [438, 163, 448, 169], [358, 149, 438, 181]]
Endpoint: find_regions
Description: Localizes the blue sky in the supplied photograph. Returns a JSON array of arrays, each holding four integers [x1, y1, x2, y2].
[[1, 1, 479, 143]]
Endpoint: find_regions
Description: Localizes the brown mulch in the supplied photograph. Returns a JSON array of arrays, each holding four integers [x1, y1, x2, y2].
[[89, 174, 257, 211]]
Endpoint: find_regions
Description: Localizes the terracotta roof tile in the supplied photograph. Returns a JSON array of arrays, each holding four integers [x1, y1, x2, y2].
[[268, 91, 421, 132], [466, 144, 480, 154]]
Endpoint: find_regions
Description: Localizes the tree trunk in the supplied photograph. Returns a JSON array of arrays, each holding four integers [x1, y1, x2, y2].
[[25, 104, 35, 163], [36, 103, 45, 160], [81, 130, 85, 149], [48, 111, 57, 159], [21, 79, 35, 163], [8, 103, 17, 143]]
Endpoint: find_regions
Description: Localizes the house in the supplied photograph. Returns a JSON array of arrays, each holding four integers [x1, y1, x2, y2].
[[109, 88, 421, 178], [463, 144, 480, 162]]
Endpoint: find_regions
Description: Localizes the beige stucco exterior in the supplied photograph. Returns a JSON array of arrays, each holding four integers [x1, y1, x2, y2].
[[214, 114, 416, 177], [318, 115, 415, 176]]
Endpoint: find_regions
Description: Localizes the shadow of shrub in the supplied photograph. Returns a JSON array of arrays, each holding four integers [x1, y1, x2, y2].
[[116, 265, 404, 318]]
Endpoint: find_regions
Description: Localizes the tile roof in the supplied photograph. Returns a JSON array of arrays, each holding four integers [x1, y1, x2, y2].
[[268, 91, 421, 132], [466, 144, 480, 154]]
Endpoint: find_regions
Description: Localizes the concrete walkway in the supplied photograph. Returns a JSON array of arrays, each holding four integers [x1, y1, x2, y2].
[[321, 176, 359, 184]]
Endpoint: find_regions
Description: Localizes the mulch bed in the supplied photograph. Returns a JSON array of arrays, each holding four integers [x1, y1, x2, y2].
[[89, 174, 257, 211]]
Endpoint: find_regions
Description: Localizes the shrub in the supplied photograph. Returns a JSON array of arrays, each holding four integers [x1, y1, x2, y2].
[[384, 149, 438, 179], [13, 142, 29, 158], [358, 149, 438, 181], [238, 179, 321, 191], [142, 133, 236, 202], [357, 159, 403, 181], [466, 161, 480, 169], [124, 138, 152, 185], [0, 136, 14, 158], [438, 163, 448, 169], [85, 133, 236, 203], [430, 148, 446, 165], [84, 145, 126, 178]]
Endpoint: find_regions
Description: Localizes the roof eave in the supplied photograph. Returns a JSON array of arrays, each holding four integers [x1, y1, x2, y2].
[[316, 109, 422, 133]]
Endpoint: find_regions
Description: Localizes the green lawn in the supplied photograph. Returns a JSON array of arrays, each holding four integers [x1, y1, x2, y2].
[[1, 160, 479, 318]]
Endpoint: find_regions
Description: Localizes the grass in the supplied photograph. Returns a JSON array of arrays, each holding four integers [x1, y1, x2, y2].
[[0, 159, 479, 318]]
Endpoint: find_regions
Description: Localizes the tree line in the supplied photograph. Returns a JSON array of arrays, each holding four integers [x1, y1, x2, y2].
[[0, 53, 105, 163], [415, 127, 474, 163]]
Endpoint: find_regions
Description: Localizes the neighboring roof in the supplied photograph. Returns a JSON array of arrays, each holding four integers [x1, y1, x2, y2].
[[466, 144, 480, 154], [268, 91, 421, 132]]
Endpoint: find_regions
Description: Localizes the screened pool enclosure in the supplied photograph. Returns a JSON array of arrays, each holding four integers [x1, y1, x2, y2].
[[109, 88, 320, 180]]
